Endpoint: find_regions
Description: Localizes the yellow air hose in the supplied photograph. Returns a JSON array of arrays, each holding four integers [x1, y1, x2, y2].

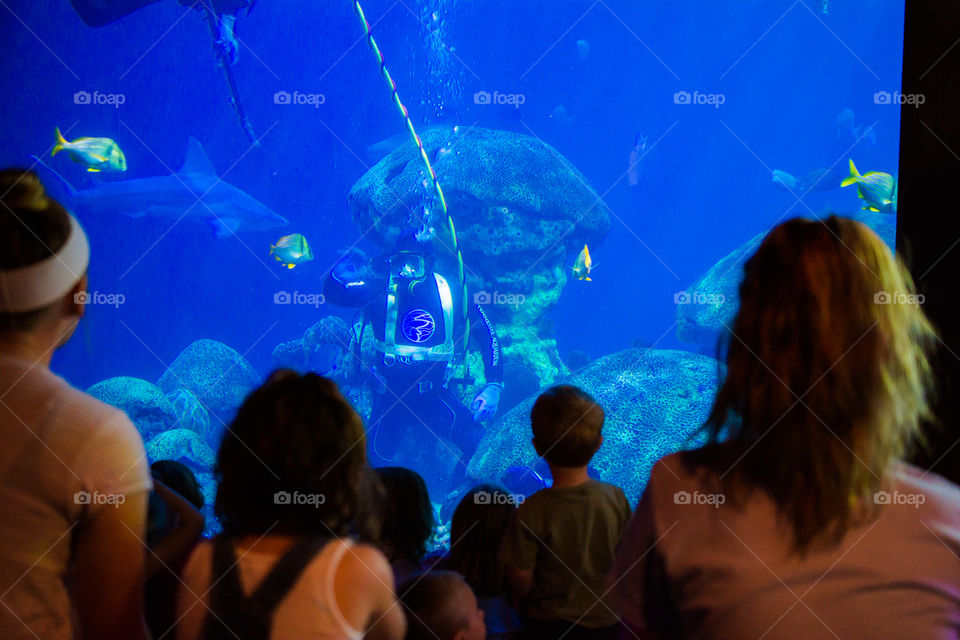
[[352, 1, 470, 352]]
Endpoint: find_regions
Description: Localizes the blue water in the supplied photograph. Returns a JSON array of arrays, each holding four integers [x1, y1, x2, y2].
[[1, 0, 903, 489]]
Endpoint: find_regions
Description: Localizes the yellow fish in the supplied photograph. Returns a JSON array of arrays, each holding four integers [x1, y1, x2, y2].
[[840, 159, 897, 213], [270, 233, 313, 269], [572, 244, 594, 281], [52, 127, 126, 173]]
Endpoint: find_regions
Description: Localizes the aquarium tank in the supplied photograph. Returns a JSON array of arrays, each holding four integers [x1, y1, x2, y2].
[[0, 0, 904, 529]]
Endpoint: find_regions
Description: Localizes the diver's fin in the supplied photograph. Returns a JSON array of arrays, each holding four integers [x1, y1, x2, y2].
[[86, 168, 101, 173], [52, 127, 67, 156], [840, 159, 859, 187], [584, 276, 592, 281], [179, 137, 217, 177], [287, 264, 295, 269], [29, 154, 77, 196]]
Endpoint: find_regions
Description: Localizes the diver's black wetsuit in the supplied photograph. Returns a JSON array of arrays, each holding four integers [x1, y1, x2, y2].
[[323, 263, 502, 470]]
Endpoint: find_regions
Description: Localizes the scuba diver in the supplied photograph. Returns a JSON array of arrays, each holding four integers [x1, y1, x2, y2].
[[68, 0, 254, 64], [67, 0, 260, 143], [324, 229, 503, 497]]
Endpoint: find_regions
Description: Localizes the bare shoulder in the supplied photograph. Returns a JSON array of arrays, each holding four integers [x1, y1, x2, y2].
[[339, 542, 395, 588]]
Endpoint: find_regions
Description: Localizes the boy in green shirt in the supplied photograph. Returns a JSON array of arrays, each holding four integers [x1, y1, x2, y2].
[[499, 385, 631, 640]]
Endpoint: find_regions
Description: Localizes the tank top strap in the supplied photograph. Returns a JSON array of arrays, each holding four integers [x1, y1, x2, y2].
[[322, 539, 365, 640], [201, 535, 330, 640]]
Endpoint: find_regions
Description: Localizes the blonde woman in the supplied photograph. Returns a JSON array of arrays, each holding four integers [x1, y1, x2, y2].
[[612, 216, 959, 639]]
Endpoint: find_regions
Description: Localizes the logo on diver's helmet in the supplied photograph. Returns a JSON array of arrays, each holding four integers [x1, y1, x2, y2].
[[402, 309, 435, 343]]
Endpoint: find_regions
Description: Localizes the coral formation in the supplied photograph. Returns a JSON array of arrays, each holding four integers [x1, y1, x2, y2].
[[676, 212, 897, 347], [87, 376, 178, 440], [165, 388, 216, 448], [271, 315, 352, 375], [157, 339, 259, 417], [145, 428, 217, 471]]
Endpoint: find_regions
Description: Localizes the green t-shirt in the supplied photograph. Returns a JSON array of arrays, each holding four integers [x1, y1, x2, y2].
[[498, 480, 631, 627]]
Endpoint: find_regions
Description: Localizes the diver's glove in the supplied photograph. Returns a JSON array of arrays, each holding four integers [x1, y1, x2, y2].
[[471, 382, 502, 422]]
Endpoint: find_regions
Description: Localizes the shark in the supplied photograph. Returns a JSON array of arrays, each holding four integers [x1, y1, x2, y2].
[[35, 137, 288, 238]]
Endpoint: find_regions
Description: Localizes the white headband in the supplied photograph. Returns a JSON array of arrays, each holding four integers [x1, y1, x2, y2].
[[0, 214, 90, 313]]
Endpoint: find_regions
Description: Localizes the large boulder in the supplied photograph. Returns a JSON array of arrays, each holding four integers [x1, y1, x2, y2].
[[349, 126, 609, 261], [676, 211, 897, 347], [87, 376, 177, 440], [675, 232, 763, 347], [468, 348, 723, 503], [145, 428, 217, 471], [165, 388, 216, 448], [271, 315, 353, 375], [157, 339, 259, 416], [349, 126, 609, 396]]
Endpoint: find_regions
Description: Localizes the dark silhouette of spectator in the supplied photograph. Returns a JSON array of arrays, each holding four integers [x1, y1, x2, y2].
[[442, 484, 523, 639], [0, 169, 152, 640], [612, 215, 958, 639], [499, 385, 630, 640], [375, 466, 437, 587], [400, 571, 486, 640], [176, 371, 405, 640], [144, 461, 205, 639]]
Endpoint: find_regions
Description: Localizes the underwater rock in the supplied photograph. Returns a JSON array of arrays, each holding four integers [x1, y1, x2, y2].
[[565, 349, 592, 371], [349, 126, 609, 258], [499, 332, 568, 411], [145, 428, 217, 472], [157, 339, 259, 416], [349, 127, 609, 396], [165, 388, 216, 448], [301, 316, 352, 374], [87, 376, 178, 440], [468, 348, 723, 504], [301, 315, 352, 351], [675, 212, 897, 347], [271, 315, 353, 374], [271, 339, 309, 372], [675, 231, 764, 347]]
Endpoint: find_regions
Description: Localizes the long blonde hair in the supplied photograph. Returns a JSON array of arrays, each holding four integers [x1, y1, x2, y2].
[[694, 215, 937, 554]]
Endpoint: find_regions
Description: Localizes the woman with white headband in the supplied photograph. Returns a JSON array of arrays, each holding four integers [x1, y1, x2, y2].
[[0, 169, 152, 640]]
